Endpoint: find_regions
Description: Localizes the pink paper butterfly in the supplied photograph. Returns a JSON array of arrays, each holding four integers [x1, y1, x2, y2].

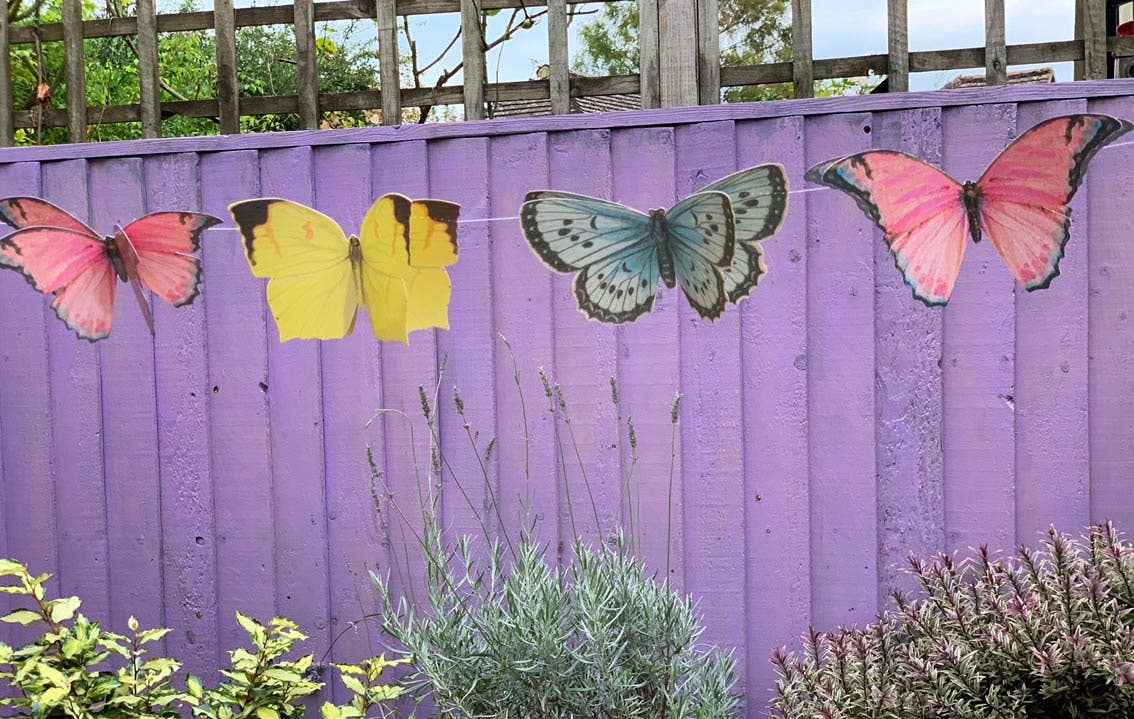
[[805, 114, 1131, 306], [0, 197, 221, 341]]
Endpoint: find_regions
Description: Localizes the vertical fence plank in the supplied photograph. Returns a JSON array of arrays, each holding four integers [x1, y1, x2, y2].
[[791, 0, 813, 99], [0, 5, 14, 146], [1087, 95, 1134, 524], [696, 0, 719, 104], [490, 133, 560, 553], [257, 147, 331, 680], [658, 0, 698, 106], [873, 109, 945, 600], [313, 144, 384, 671], [804, 112, 877, 629], [376, 0, 402, 125], [1076, 0, 1108, 80], [610, 127, 682, 584], [0, 162, 60, 640], [88, 159, 165, 636], [214, 0, 240, 134], [886, 0, 908, 93], [460, 0, 486, 120], [62, 0, 87, 142], [40, 160, 110, 626], [739, 115, 809, 708], [547, 129, 620, 548], [984, 0, 1007, 85], [371, 140, 435, 611], [427, 137, 497, 547], [146, 152, 218, 678], [547, 0, 570, 115], [1015, 102, 1091, 544], [199, 150, 275, 650], [941, 104, 1017, 553], [675, 120, 744, 677], [137, 0, 161, 138], [294, 0, 319, 130], [638, 0, 661, 109]]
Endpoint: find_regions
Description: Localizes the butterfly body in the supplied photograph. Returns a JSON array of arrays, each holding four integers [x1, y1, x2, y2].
[[809, 114, 1132, 306], [520, 190, 735, 324], [0, 197, 219, 341]]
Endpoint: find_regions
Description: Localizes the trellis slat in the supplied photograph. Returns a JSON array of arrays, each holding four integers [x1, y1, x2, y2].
[[63, 0, 87, 142], [0, 5, 13, 145], [984, 0, 1007, 85], [697, 0, 720, 104], [1081, 0, 1108, 80], [887, 0, 908, 92], [659, 0, 699, 106], [376, 0, 402, 124], [137, 0, 161, 138], [547, 0, 570, 115], [638, 0, 661, 108], [791, 0, 813, 99], [215, 0, 240, 134], [294, 0, 319, 130], [459, 0, 486, 120]]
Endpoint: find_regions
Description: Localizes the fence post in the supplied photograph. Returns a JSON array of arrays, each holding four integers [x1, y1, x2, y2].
[[658, 0, 699, 105], [886, 0, 908, 92], [984, 0, 1007, 84], [214, 0, 240, 134], [63, 0, 87, 142], [638, 0, 661, 108], [791, 0, 813, 98], [0, 4, 13, 146], [294, 0, 319, 129], [459, 0, 486, 120], [696, 0, 719, 104], [376, 0, 402, 125], [137, 0, 161, 138], [547, 0, 570, 114], [1075, 0, 1107, 80]]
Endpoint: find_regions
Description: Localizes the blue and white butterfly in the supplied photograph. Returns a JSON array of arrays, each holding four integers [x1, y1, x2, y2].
[[520, 190, 736, 324], [698, 164, 789, 304]]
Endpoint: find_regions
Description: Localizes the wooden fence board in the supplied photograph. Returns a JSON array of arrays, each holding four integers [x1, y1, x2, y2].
[[0, 5, 14, 146], [790, 0, 813, 99], [294, 0, 319, 130], [984, 0, 1007, 85], [214, 0, 240, 135], [375, 0, 401, 125], [137, 0, 161, 138], [62, 0, 87, 142], [460, 0, 486, 120], [886, 0, 909, 93]]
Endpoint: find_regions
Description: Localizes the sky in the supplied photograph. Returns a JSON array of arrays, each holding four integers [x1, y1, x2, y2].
[[391, 0, 1080, 94]]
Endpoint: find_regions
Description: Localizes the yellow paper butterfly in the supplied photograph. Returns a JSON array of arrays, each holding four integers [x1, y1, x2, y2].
[[228, 194, 460, 343]]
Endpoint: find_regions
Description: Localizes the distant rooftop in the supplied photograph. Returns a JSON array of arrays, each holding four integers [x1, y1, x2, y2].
[[489, 65, 641, 119], [943, 67, 1055, 89]]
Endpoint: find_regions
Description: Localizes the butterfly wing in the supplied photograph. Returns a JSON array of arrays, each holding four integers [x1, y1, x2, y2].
[[358, 194, 412, 343], [520, 191, 661, 324], [976, 113, 1132, 291], [0, 226, 117, 340], [120, 212, 221, 307], [0, 197, 96, 234], [809, 151, 968, 306], [228, 199, 358, 341], [700, 165, 786, 302], [664, 190, 734, 320]]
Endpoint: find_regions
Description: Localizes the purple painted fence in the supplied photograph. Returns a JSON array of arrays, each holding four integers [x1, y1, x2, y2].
[[2, 80, 1134, 716]]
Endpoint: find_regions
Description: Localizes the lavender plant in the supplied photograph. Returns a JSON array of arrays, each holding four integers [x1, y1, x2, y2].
[[771, 523, 1134, 719]]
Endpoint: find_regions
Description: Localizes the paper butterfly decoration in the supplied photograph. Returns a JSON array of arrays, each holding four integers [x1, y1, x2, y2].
[[519, 190, 736, 323], [805, 113, 1132, 306], [0, 197, 220, 341], [228, 195, 460, 343], [698, 164, 788, 303]]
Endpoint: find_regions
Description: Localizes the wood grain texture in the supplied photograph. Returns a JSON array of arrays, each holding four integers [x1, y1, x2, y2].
[[214, 0, 240, 135], [791, 0, 813, 98], [0, 5, 15, 146], [984, 0, 1007, 85], [375, 0, 402, 125], [136, 0, 161, 138], [695, 0, 720, 105], [62, 0, 87, 142], [294, 0, 319, 130], [460, 0, 486, 120], [638, 0, 662, 109], [941, 103, 1017, 554], [804, 112, 877, 628], [886, 0, 908, 93], [547, 0, 570, 115]]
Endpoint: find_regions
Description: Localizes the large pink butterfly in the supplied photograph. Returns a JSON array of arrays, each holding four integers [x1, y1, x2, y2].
[[805, 114, 1132, 306], [0, 197, 221, 341]]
